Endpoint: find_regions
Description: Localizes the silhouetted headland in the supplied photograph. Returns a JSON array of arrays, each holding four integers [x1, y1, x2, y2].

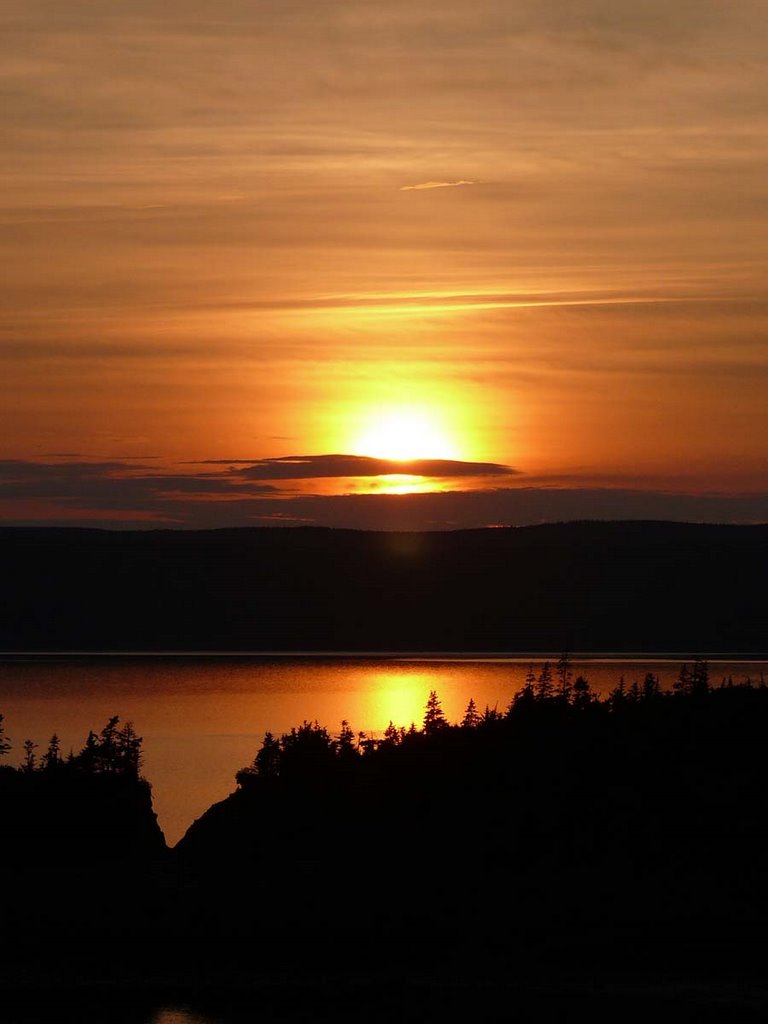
[[2, 521, 767, 652], [6, 661, 768, 1015]]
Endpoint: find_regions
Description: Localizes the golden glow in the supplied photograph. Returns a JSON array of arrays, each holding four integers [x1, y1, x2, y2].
[[362, 671, 435, 731], [364, 474, 449, 496], [350, 406, 463, 462]]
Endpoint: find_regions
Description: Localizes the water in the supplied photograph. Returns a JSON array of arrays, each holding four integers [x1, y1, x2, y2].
[[0, 654, 764, 845]]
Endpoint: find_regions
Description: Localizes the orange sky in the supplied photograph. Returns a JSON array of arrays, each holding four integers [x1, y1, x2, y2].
[[1, 1, 767, 528]]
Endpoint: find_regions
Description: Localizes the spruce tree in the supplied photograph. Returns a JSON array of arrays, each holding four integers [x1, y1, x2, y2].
[[116, 722, 143, 777], [535, 662, 554, 701], [423, 691, 448, 734], [254, 732, 281, 778], [691, 657, 709, 696], [383, 721, 402, 746], [40, 734, 62, 771], [461, 698, 480, 728], [21, 739, 37, 773], [336, 720, 357, 762], [556, 652, 573, 703]]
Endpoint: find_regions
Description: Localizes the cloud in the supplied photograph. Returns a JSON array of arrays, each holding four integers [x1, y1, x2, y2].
[[0, 460, 278, 514], [400, 180, 476, 191], [1, 460, 767, 531], [195, 454, 517, 480]]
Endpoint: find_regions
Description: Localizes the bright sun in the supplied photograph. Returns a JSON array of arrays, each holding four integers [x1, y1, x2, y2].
[[350, 407, 462, 462]]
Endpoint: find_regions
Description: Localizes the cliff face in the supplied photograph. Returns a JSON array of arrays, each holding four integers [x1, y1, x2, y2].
[[1, 767, 167, 938], [1, 769, 166, 861]]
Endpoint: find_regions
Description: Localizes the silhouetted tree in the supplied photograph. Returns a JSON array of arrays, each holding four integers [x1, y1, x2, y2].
[[461, 698, 480, 728], [40, 734, 62, 772], [571, 675, 594, 711], [358, 733, 379, 756], [535, 662, 554, 701], [336, 720, 358, 764], [253, 732, 281, 778], [280, 721, 336, 777], [674, 663, 692, 696], [116, 721, 143, 777], [98, 716, 120, 772], [556, 652, 573, 703], [480, 705, 503, 725], [511, 668, 536, 714], [607, 676, 627, 712], [77, 730, 99, 772], [691, 657, 710, 696], [20, 739, 37, 773], [423, 691, 448, 734], [0, 713, 10, 758], [382, 721, 404, 747], [642, 673, 661, 702]]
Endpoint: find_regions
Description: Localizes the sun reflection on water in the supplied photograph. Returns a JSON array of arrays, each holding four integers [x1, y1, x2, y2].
[[359, 671, 437, 732]]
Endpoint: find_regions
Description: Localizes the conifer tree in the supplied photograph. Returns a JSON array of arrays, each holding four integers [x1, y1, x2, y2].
[[556, 652, 573, 703], [20, 739, 37, 773], [642, 673, 661, 702], [423, 691, 448, 734], [77, 730, 99, 772], [691, 657, 709, 696], [383, 721, 402, 746], [607, 676, 627, 711], [116, 721, 143, 776], [98, 716, 120, 772], [336, 720, 357, 762], [535, 662, 554, 701], [40, 734, 62, 771], [461, 698, 480, 728], [571, 675, 593, 710], [674, 663, 692, 695], [480, 704, 502, 724], [253, 731, 281, 778]]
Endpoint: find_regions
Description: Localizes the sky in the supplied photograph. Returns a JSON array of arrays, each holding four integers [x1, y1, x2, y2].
[[2, 0, 767, 529]]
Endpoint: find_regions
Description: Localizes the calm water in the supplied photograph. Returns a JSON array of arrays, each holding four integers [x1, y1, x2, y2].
[[0, 654, 765, 845]]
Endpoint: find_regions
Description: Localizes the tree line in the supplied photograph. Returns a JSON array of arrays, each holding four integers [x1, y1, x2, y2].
[[0, 714, 143, 779], [235, 655, 762, 783]]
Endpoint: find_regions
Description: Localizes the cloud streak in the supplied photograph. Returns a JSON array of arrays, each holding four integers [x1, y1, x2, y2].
[[400, 180, 476, 191]]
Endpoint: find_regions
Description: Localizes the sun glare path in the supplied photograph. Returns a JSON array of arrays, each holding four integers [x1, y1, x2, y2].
[[362, 671, 436, 732]]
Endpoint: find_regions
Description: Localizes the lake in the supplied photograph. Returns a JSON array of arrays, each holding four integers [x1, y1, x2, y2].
[[1, 654, 765, 845]]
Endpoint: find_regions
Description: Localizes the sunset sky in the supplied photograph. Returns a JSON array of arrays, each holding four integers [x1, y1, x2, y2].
[[2, 1, 767, 529]]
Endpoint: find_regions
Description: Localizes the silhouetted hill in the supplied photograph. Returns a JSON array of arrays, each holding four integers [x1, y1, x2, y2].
[[171, 674, 768, 947], [7, 675, 768, 1016], [1, 521, 766, 652]]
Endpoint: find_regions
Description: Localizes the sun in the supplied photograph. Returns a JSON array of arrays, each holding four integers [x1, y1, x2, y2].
[[350, 407, 462, 462]]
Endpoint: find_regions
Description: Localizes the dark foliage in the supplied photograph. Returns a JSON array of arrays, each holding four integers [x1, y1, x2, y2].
[[6, 661, 768, 1009], [0, 715, 165, 921], [174, 658, 768, 953]]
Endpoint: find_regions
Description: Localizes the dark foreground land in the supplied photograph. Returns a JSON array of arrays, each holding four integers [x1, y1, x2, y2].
[[4, 664, 768, 1020], [1, 520, 767, 652]]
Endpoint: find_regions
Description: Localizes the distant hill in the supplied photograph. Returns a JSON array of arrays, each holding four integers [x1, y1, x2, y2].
[[1, 521, 766, 653]]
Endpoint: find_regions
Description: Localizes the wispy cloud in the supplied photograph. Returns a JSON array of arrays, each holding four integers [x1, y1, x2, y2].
[[400, 180, 476, 191]]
